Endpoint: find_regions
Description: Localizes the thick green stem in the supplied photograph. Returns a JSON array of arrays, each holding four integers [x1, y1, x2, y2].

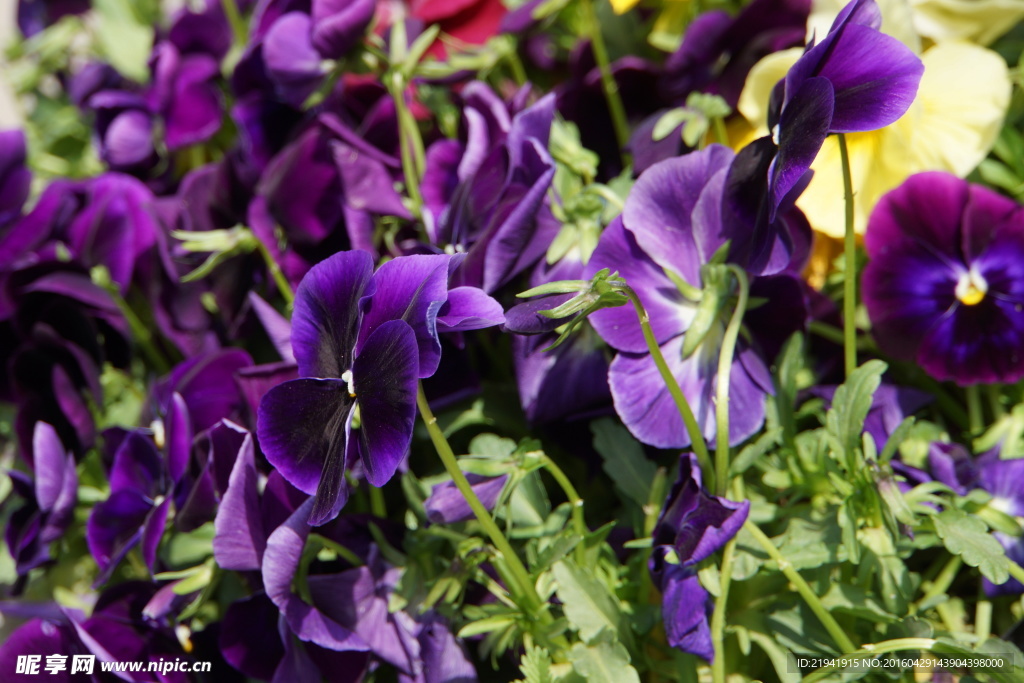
[[541, 455, 588, 563], [838, 133, 857, 378], [714, 266, 748, 497], [416, 385, 541, 614], [710, 537, 737, 683], [581, 0, 631, 169], [622, 286, 714, 489], [744, 519, 857, 653]]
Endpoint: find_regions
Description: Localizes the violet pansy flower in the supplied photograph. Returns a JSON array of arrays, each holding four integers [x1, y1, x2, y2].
[[650, 453, 749, 661], [863, 172, 1024, 386], [258, 250, 503, 525], [5, 422, 77, 577], [766, 0, 923, 217], [586, 145, 808, 448]]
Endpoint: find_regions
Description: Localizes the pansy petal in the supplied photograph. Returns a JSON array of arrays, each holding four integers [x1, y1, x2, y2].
[[353, 320, 419, 487], [311, 0, 376, 60], [436, 286, 505, 332], [770, 77, 833, 220], [257, 378, 355, 517], [358, 255, 450, 378], [213, 433, 265, 571], [622, 146, 734, 285], [32, 421, 68, 511], [291, 250, 376, 379], [660, 566, 714, 661]]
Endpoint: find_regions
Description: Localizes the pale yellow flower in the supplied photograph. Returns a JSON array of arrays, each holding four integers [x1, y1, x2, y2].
[[909, 0, 1024, 45], [736, 21, 1010, 239]]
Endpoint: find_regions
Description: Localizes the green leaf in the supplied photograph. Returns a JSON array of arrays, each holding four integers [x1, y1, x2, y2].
[[825, 359, 886, 464], [590, 419, 656, 509], [775, 516, 848, 570], [93, 0, 156, 82], [820, 583, 898, 623], [933, 508, 1009, 584], [520, 645, 554, 683], [730, 427, 782, 476], [569, 630, 640, 683], [652, 108, 689, 141], [552, 561, 626, 645]]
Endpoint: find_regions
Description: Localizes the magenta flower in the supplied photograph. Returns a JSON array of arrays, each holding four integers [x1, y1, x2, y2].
[[863, 172, 1024, 385]]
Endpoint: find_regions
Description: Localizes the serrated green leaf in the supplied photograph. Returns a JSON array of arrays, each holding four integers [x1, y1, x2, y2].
[[825, 359, 887, 465], [933, 508, 1009, 584], [591, 419, 656, 509], [520, 645, 554, 683], [820, 583, 898, 623], [569, 630, 640, 683], [552, 561, 625, 645]]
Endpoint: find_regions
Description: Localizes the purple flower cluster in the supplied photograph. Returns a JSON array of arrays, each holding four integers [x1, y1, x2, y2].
[[2, 0, 1023, 678]]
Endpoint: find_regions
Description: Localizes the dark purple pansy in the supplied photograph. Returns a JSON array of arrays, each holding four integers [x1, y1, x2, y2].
[[86, 430, 178, 583], [257, 250, 503, 525], [261, 498, 430, 675], [650, 453, 749, 660], [4, 422, 77, 576], [17, 0, 90, 37], [586, 146, 808, 448], [765, 0, 923, 217], [244, 0, 376, 106], [0, 130, 31, 231], [424, 84, 559, 293], [863, 173, 1024, 386]]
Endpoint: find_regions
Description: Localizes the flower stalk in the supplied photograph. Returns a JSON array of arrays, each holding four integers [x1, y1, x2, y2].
[[838, 133, 857, 377]]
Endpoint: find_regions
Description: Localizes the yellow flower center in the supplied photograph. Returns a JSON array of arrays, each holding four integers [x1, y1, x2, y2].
[[955, 267, 988, 306]]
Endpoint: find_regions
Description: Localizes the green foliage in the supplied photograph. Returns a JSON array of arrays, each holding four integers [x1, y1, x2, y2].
[[932, 508, 1010, 584]]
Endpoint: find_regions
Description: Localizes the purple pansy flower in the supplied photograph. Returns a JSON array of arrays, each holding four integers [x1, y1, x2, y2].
[[863, 173, 1024, 385], [257, 250, 503, 525], [4, 422, 77, 577], [0, 131, 31, 231], [425, 473, 508, 524], [765, 0, 923, 217], [586, 146, 808, 448], [423, 84, 559, 293], [650, 453, 749, 660]]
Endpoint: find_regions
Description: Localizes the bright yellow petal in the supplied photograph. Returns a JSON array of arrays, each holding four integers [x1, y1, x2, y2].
[[610, 0, 643, 14]]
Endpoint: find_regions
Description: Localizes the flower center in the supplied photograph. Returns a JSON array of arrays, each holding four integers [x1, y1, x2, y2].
[[341, 369, 356, 397], [955, 267, 988, 306]]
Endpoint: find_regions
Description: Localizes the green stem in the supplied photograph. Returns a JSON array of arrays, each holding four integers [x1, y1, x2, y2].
[[801, 638, 939, 682], [113, 292, 170, 374], [838, 133, 857, 378], [743, 519, 857, 654], [368, 485, 387, 519], [388, 73, 425, 214], [966, 384, 984, 434], [975, 588, 992, 642], [713, 117, 729, 147], [916, 555, 962, 611], [581, 0, 631, 169], [255, 240, 295, 306], [622, 285, 713, 489], [541, 455, 588, 563], [221, 0, 248, 47], [987, 384, 1005, 419], [416, 384, 542, 614], [710, 537, 737, 683], [714, 266, 748, 497], [1005, 555, 1024, 586]]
